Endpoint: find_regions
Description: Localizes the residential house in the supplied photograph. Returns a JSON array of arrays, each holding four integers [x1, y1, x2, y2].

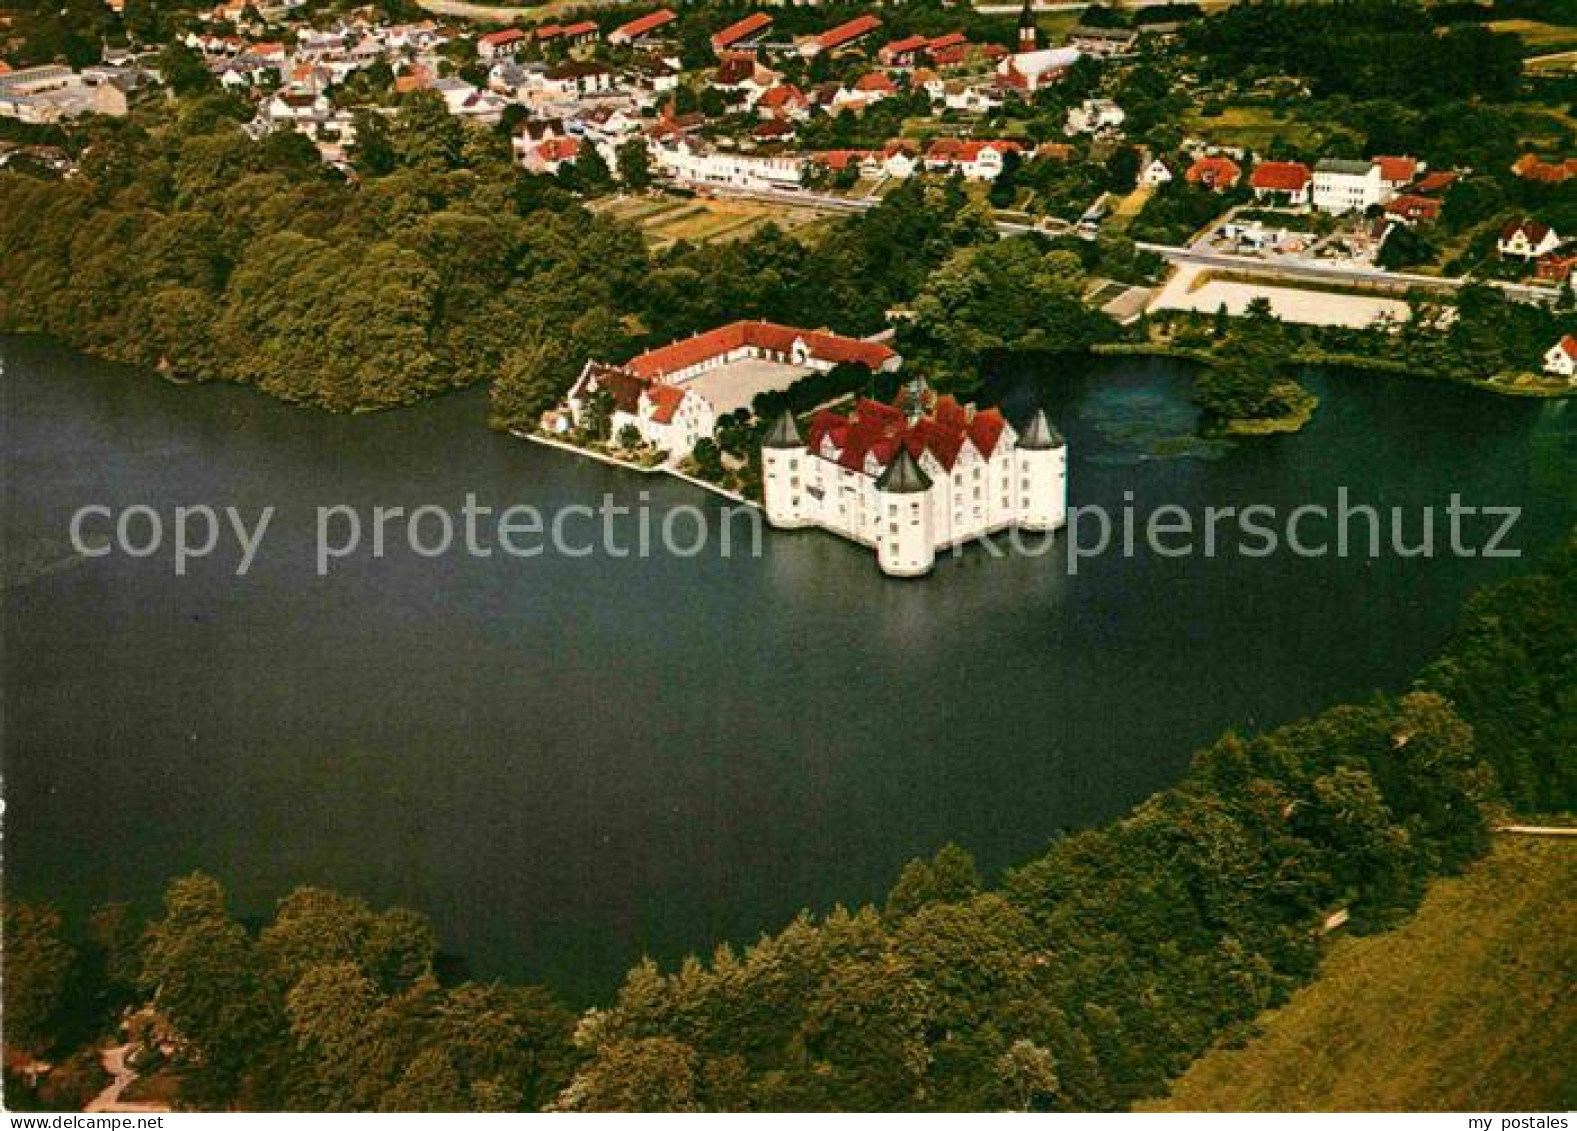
[[925, 138, 1022, 180], [1542, 335, 1577, 380], [1512, 153, 1577, 185], [609, 9, 676, 46], [1138, 157, 1172, 187], [1065, 97, 1124, 136], [1384, 193, 1441, 224], [1069, 25, 1138, 56], [756, 82, 809, 121], [1185, 155, 1242, 191], [1249, 160, 1311, 206], [878, 34, 931, 69], [800, 15, 881, 58], [477, 28, 526, 60], [1498, 218, 1561, 260], [537, 60, 614, 100], [712, 12, 772, 54]]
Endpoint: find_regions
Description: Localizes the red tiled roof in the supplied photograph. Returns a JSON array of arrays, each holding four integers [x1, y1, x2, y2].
[[1559, 334, 1577, 361], [1250, 160, 1310, 192], [479, 28, 526, 47], [1186, 155, 1242, 188], [804, 390, 1010, 476], [1501, 217, 1553, 243], [854, 71, 897, 93], [1373, 155, 1417, 184], [1412, 170, 1457, 195], [1512, 153, 1577, 184], [1385, 193, 1440, 221], [879, 34, 930, 57], [611, 8, 676, 41], [712, 12, 772, 49], [645, 383, 686, 423], [816, 15, 881, 51], [812, 148, 871, 170], [757, 83, 806, 109], [926, 138, 1022, 163], [927, 32, 968, 51], [627, 321, 896, 381], [561, 20, 598, 36]]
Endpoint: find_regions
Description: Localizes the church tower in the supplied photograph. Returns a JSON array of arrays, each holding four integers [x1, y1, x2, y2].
[[762, 410, 810, 529], [1015, 409, 1066, 532], [1018, 0, 1038, 53], [875, 444, 936, 577]]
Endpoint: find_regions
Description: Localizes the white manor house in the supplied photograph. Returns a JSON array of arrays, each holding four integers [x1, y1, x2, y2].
[[564, 320, 901, 456], [763, 381, 1067, 577]]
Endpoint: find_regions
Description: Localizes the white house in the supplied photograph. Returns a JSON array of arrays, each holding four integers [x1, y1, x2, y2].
[[762, 383, 1067, 577], [1542, 334, 1577, 379], [1065, 97, 1124, 136], [1138, 158, 1173, 187], [1498, 218, 1561, 260], [566, 321, 901, 458], [650, 137, 804, 192]]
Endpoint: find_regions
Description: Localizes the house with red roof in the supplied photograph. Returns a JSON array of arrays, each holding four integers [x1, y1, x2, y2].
[[925, 138, 1023, 180], [566, 322, 902, 458], [609, 8, 676, 46], [1498, 218, 1561, 260], [755, 82, 809, 121], [1542, 334, 1577, 380], [1249, 160, 1311, 206], [799, 15, 881, 58], [1372, 155, 1418, 192], [476, 27, 526, 60], [760, 379, 1068, 576], [1385, 193, 1441, 225], [1512, 153, 1577, 185], [1185, 155, 1242, 192], [878, 34, 931, 68], [925, 32, 972, 67], [712, 12, 772, 53]]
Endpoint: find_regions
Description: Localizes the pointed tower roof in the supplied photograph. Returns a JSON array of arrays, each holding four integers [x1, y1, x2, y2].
[[1018, 409, 1064, 450], [876, 444, 932, 494], [764, 409, 805, 448]]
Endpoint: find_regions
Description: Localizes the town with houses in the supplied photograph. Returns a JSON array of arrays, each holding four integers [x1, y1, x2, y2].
[[1, 0, 1575, 573]]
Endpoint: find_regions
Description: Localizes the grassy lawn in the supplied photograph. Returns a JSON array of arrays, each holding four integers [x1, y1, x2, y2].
[[1149, 835, 1577, 1112], [593, 193, 835, 249], [1182, 104, 1359, 153]]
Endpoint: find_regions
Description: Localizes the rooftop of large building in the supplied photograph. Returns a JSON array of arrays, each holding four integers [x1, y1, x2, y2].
[[803, 389, 1018, 476]]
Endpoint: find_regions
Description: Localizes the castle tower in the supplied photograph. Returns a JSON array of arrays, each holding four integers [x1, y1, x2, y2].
[[762, 410, 809, 529], [875, 444, 936, 577], [1015, 409, 1066, 532], [1018, 0, 1038, 53]]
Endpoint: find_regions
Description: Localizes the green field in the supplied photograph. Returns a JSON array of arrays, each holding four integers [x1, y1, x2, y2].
[[591, 192, 834, 249], [1181, 103, 1359, 153], [1150, 835, 1577, 1112]]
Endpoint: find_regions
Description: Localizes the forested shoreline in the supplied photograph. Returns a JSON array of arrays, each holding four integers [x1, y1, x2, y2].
[[6, 532, 1573, 1112], [0, 87, 1109, 424]]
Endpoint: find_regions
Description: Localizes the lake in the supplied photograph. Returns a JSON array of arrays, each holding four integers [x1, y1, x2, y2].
[[3, 335, 1572, 1003]]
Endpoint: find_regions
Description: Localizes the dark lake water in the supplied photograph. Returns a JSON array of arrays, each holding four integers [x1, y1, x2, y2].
[[3, 335, 1573, 1003]]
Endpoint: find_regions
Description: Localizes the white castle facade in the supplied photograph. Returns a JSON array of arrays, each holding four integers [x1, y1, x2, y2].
[[762, 383, 1067, 577]]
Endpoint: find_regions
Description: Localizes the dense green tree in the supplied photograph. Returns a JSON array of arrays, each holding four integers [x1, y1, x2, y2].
[[1, 904, 76, 1054]]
